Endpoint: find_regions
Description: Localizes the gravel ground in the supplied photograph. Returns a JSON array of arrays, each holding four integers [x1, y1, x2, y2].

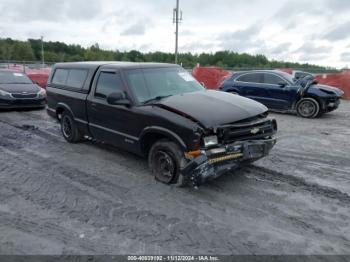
[[0, 101, 349, 255]]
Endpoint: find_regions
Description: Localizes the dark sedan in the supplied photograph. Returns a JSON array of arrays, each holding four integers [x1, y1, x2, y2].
[[219, 70, 344, 118], [0, 70, 46, 109]]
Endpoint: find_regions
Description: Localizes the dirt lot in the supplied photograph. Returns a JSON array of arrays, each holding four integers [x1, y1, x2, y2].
[[0, 101, 349, 255]]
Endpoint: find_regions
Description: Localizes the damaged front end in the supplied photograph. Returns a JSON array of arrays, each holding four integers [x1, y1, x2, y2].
[[181, 118, 277, 187]]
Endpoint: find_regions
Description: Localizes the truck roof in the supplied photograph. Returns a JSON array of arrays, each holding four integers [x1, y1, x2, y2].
[[53, 61, 178, 70]]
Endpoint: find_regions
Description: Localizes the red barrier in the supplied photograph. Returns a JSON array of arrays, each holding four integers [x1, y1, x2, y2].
[[26, 68, 51, 89], [277, 68, 293, 75], [315, 70, 350, 99], [192, 66, 232, 89]]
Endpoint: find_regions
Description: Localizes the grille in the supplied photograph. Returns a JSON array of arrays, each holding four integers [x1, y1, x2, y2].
[[217, 119, 276, 143], [12, 93, 37, 99]]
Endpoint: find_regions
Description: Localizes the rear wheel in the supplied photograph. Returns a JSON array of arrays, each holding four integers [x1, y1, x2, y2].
[[60, 111, 82, 143], [296, 98, 320, 118], [148, 139, 188, 186]]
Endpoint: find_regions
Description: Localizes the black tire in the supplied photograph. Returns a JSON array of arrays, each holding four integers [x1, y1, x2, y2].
[[296, 98, 320, 118], [60, 111, 82, 143], [148, 139, 188, 186]]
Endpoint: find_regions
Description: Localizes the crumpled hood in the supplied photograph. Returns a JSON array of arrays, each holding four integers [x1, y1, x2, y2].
[[311, 84, 344, 97], [154, 90, 268, 128], [0, 83, 40, 94]]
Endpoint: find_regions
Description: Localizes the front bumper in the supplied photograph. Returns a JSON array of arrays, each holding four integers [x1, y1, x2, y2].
[[0, 98, 46, 109], [324, 98, 341, 113], [181, 138, 276, 187]]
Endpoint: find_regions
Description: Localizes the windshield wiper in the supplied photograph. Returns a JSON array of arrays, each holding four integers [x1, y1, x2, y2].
[[143, 95, 172, 104]]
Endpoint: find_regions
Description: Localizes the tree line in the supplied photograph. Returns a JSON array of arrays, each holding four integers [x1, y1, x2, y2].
[[0, 38, 336, 72]]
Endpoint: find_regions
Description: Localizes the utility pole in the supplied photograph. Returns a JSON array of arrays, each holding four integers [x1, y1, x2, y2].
[[41, 36, 45, 66], [173, 0, 182, 64]]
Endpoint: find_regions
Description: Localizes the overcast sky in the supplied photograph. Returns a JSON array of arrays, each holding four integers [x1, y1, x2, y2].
[[0, 0, 349, 68]]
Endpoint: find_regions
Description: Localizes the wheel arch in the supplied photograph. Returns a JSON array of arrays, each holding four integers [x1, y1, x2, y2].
[[139, 126, 187, 156], [296, 96, 321, 118], [294, 94, 323, 111], [55, 103, 75, 121]]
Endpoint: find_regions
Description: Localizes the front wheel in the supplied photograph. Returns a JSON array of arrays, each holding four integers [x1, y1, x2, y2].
[[148, 139, 188, 186], [296, 98, 320, 118]]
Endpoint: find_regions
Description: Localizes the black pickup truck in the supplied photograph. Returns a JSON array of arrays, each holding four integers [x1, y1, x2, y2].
[[47, 62, 277, 187]]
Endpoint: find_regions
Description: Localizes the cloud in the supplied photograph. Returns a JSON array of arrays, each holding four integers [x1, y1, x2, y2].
[[180, 42, 216, 53], [291, 43, 333, 62], [121, 23, 147, 36], [180, 30, 194, 36], [299, 53, 329, 61], [325, 0, 350, 12], [217, 24, 263, 52], [223, 24, 262, 40], [0, 0, 101, 22], [322, 21, 350, 41], [269, 43, 292, 55], [340, 52, 350, 62], [271, 0, 324, 27], [294, 43, 331, 54]]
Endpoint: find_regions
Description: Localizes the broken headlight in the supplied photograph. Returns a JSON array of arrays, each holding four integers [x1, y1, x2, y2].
[[203, 135, 218, 147]]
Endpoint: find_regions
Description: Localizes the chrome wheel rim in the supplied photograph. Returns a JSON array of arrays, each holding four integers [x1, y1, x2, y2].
[[299, 101, 316, 117], [154, 151, 176, 183]]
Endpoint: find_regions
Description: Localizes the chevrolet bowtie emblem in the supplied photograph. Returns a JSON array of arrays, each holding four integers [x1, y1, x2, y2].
[[251, 128, 260, 134]]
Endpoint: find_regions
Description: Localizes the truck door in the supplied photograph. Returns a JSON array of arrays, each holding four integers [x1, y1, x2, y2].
[[86, 69, 140, 153]]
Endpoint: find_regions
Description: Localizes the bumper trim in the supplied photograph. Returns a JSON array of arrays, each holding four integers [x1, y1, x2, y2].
[[181, 138, 276, 187], [208, 152, 243, 164]]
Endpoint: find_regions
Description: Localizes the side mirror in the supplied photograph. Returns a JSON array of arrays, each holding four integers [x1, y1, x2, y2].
[[278, 82, 287, 88], [107, 91, 131, 106]]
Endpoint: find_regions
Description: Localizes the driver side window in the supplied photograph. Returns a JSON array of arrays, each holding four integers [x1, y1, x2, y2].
[[95, 71, 124, 99]]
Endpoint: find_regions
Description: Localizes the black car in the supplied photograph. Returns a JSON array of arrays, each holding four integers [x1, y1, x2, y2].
[[47, 62, 277, 187], [219, 70, 344, 118], [0, 70, 46, 109]]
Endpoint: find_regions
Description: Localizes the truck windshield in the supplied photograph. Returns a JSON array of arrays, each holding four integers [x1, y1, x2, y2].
[[125, 67, 204, 103]]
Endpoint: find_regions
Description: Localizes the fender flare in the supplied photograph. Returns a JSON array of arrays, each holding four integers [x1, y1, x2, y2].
[[139, 126, 188, 151], [55, 102, 75, 119]]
